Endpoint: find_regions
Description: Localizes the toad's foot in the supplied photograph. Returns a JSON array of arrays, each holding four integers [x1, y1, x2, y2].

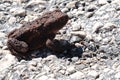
[[7, 38, 28, 54]]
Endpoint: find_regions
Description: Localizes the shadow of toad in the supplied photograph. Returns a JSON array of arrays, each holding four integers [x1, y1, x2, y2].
[[15, 40, 83, 61]]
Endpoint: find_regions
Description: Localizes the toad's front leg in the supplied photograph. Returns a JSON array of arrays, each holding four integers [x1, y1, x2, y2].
[[7, 38, 28, 55]]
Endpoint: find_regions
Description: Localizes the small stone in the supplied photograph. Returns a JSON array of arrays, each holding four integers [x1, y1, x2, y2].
[[71, 57, 79, 62], [10, 7, 26, 17], [75, 64, 86, 70], [8, 17, 16, 24], [85, 12, 94, 18], [24, 15, 38, 22], [86, 4, 97, 12], [94, 35, 102, 42], [26, 0, 47, 8], [88, 70, 99, 78], [116, 65, 120, 71], [0, 32, 6, 38], [66, 1, 78, 8], [28, 65, 37, 71], [115, 72, 120, 79], [9, 73, 21, 80], [0, 50, 17, 71], [49, 78, 56, 80], [70, 71, 85, 79], [116, 6, 120, 11], [59, 70, 65, 74], [75, 43, 82, 47], [6, 0, 28, 3], [86, 34, 93, 41], [103, 68, 111, 72], [44, 55, 57, 61], [92, 22, 103, 33], [98, 0, 108, 5], [112, 0, 120, 3], [70, 35, 81, 43], [71, 31, 87, 39], [112, 62, 120, 70], [0, 41, 4, 48], [102, 37, 111, 44], [38, 75, 48, 80], [28, 61, 37, 67], [61, 8, 69, 13], [91, 64, 99, 70], [75, 11, 84, 16], [102, 23, 117, 31], [66, 66, 75, 74], [72, 22, 81, 31]]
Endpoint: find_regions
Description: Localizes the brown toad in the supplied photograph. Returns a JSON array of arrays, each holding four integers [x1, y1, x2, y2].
[[7, 9, 69, 57]]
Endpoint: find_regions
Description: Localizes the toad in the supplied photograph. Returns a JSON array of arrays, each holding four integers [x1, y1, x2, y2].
[[7, 9, 69, 58]]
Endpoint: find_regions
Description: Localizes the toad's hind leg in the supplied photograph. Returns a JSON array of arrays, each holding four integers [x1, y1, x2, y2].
[[46, 39, 65, 53], [7, 38, 28, 55]]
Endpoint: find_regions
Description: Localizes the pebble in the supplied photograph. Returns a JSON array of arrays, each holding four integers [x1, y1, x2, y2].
[[66, 1, 78, 8], [92, 22, 103, 33], [10, 7, 26, 16], [72, 22, 81, 31], [87, 70, 99, 78], [0, 32, 6, 38], [71, 31, 87, 39], [61, 8, 69, 13], [66, 65, 75, 75], [98, 0, 108, 5], [70, 35, 81, 43], [37, 75, 48, 80], [8, 17, 16, 24], [94, 35, 102, 42], [112, 0, 120, 3], [70, 71, 85, 79], [102, 22, 117, 31], [71, 57, 79, 62], [85, 12, 94, 18], [115, 72, 120, 79], [26, 0, 47, 8], [0, 41, 4, 48], [0, 50, 17, 71], [86, 4, 97, 12]]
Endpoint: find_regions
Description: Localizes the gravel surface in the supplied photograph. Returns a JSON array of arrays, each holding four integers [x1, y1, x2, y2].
[[0, 0, 120, 80]]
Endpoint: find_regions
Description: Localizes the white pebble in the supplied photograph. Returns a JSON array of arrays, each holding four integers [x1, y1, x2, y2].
[[87, 70, 99, 78], [70, 71, 85, 79], [71, 31, 87, 39]]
